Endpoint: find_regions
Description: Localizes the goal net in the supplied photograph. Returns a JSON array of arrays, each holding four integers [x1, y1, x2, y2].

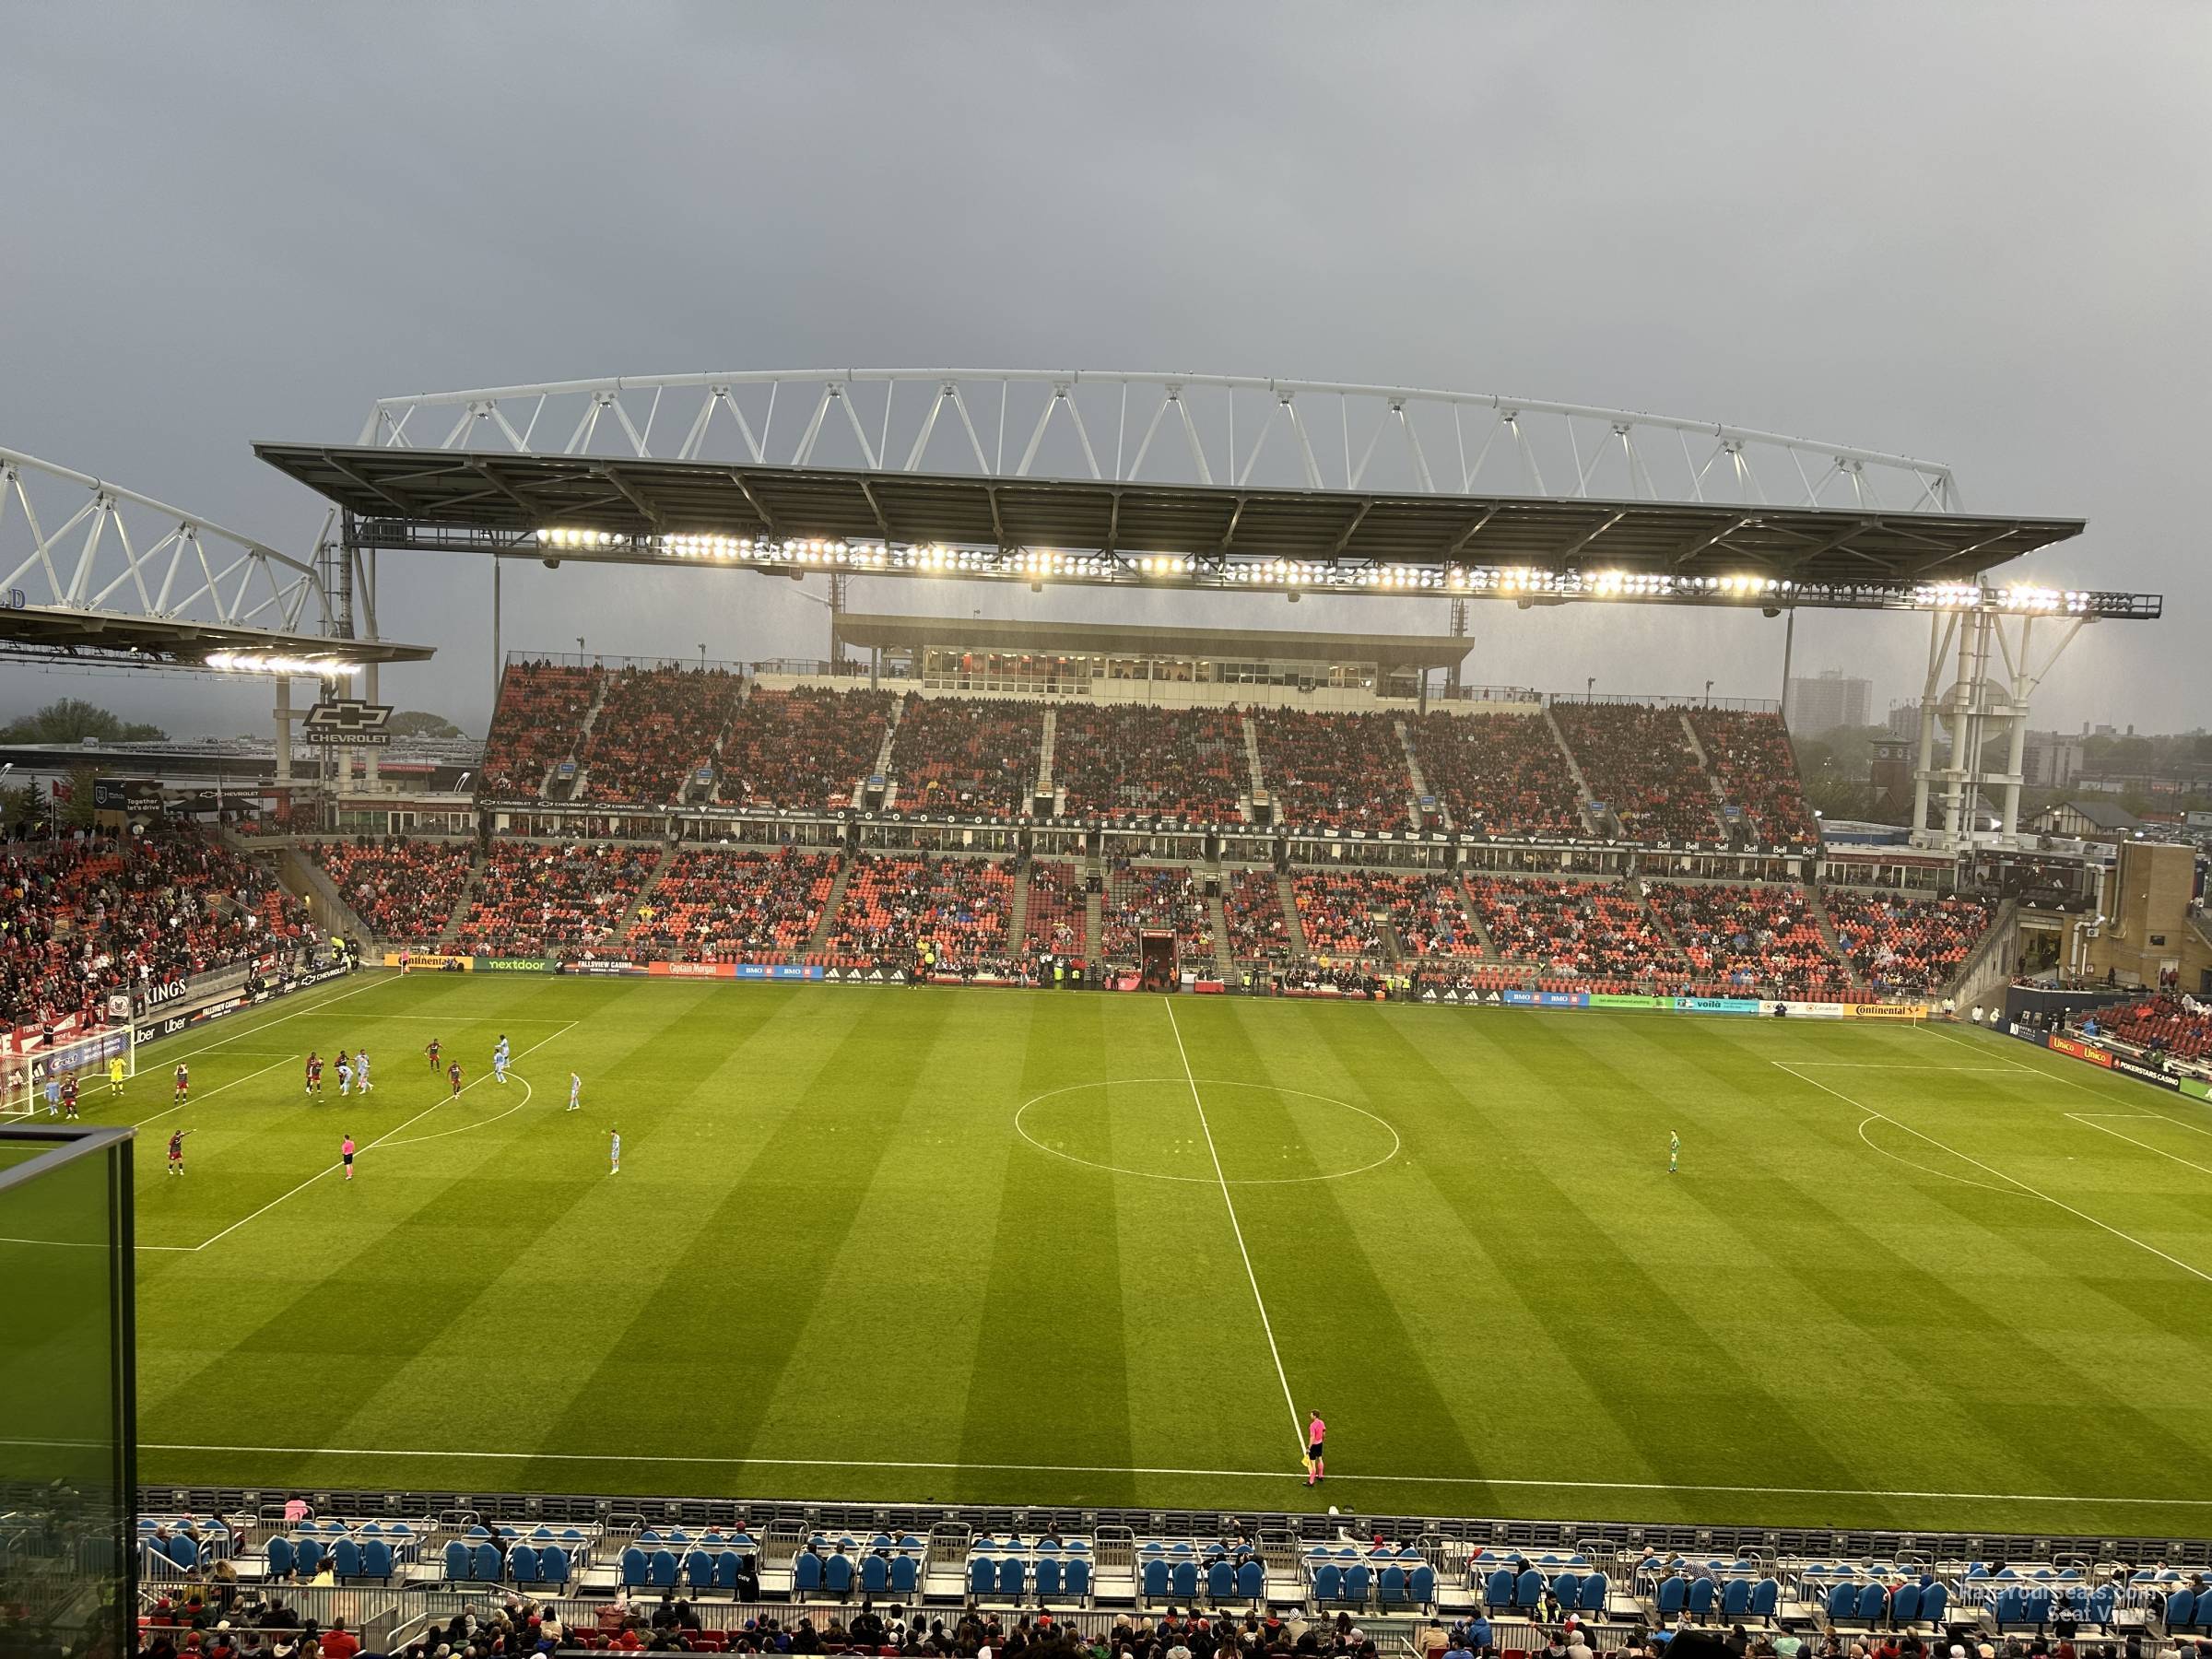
[[1, 1025, 136, 1118]]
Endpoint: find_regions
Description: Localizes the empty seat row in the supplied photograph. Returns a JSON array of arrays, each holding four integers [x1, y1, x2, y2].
[[1657, 1576, 1779, 1621], [1316, 1561, 1438, 1608], [443, 1539, 571, 1585], [267, 1535, 410, 1582], [971, 1555, 1093, 1602], [800, 1552, 920, 1598], [2166, 1590, 2209, 1631], [1826, 1582, 1955, 1625], [1489, 1568, 1609, 1613]]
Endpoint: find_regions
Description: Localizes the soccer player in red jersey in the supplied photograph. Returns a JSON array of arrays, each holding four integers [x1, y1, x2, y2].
[[427, 1037, 441, 1071], [173, 1062, 189, 1103], [447, 1059, 463, 1097]]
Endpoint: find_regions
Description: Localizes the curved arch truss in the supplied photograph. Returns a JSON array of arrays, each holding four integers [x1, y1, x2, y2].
[[362, 369, 1959, 515]]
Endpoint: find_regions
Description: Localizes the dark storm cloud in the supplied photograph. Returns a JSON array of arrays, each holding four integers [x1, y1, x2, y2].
[[1, 3, 2204, 736]]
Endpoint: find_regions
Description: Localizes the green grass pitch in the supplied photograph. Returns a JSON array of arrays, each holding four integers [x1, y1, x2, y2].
[[57, 972, 2212, 1536]]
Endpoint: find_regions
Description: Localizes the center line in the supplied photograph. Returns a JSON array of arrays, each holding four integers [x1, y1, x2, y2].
[[1163, 998, 1303, 1455]]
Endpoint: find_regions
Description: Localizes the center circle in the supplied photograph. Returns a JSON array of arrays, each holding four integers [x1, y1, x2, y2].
[[1014, 1078, 1400, 1186]]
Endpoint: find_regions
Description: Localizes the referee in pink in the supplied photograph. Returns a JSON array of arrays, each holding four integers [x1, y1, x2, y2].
[[341, 1134, 357, 1181], [1305, 1409, 1326, 1487]]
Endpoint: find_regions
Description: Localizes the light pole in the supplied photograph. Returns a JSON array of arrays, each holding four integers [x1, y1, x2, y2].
[[1705, 678, 1714, 705], [1585, 677, 1595, 700]]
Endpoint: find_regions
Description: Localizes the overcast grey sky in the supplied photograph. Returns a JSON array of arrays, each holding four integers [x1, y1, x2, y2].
[[2, 3, 2205, 738]]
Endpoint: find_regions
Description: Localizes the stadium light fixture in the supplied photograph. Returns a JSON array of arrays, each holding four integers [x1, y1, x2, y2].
[[205, 651, 362, 676]]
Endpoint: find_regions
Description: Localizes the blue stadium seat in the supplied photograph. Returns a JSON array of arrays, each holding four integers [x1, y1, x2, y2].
[[361, 1541, 394, 1582], [1345, 1564, 1371, 1606], [620, 1546, 648, 1588], [331, 1539, 360, 1580], [1516, 1569, 1543, 1608], [1315, 1564, 1342, 1604], [826, 1554, 855, 1596], [1920, 1583, 1947, 1625], [539, 1546, 570, 1587], [167, 1537, 200, 1571], [294, 1539, 324, 1577], [1552, 1572, 1581, 1609], [2166, 1590, 2195, 1630], [1143, 1559, 1171, 1601], [1828, 1584, 1857, 1623], [863, 1555, 889, 1595], [1722, 1580, 1749, 1619], [1241, 1559, 1265, 1601], [1688, 1578, 1717, 1619], [685, 1549, 712, 1592], [511, 1545, 540, 1586], [2088, 1586, 2115, 1627], [1065, 1557, 1090, 1600], [1171, 1560, 1198, 1603], [891, 1556, 919, 1596], [267, 1536, 295, 1579], [796, 1553, 825, 1596], [1209, 1561, 1235, 1603], [1036, 1558, 1062, 1600], [476, 1544, 503, 1583], [1000, 1557, 1028, 1598], [1380, 1565, 1408, 1606], [1657, 1577, 1688, 1618], [1488, 1568, 1517, 1608], [1582, 1572, 1606, 1613], [1861, 1583, 1889, 1623], [969, 1557, 994, 1599], [1891, 1584, 1921, 1624], [1750, 1579, 1777, 1620]]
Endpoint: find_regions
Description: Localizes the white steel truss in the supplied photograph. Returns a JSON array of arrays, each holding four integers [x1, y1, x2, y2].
[[0, 444, 338, 643], [1909, 606, 2089, 854], [360, 370, 1959, 514]]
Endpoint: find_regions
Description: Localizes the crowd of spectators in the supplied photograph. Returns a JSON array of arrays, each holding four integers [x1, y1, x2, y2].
[[1252, 710, 1413, 831], [1288, 872, 1394, 960], [1551, 703, 1727, 845], [888, 695, 1044, 818], [1222, 868, 1292, 962], [1688, 708, 1820, 849], [303, 838, 474, 947], [1467, 877, 1681, 985], [2, 828, 312, 1029], [1100, 863, 1215, 961], [2097, 991, 2212, 1062], [453, 842, 657, 957], [1823, 890, 1993, 996], [1023, 859, 1089, 958], [478, 662, 601, 799], [580, 666, 745, 806], [722, 688, 894, 813], [1408, 712, 1587, 837], [1650, 881, 1851, 997], [1053, 705, 1246, 822], [825, 854, 1014, 966], [625, 848, 838, 961]]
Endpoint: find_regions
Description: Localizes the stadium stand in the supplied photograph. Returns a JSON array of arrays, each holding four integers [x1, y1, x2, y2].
[[1100, 863, 1215, 961], [888, 694, 1044, 818], [301, 838, 474, 947], [1465, 877, 1680, 987], [1823, 891, 1994, 996], [1407, 711, 1587, 836], [1, 827, 311, 1027], [1222, 868, 1292, 963], [824, 854, 1014, 966], [453, 842, 658, 958], [721, 688, 895, 812], [1649, 881, 1853, 998], [579, 666, 745, 805], [1252, 710, 1413, 830], [1022, 858, 1090, 959], [1288, 871, 1394, 960], [478, 661, 601, 799], [1053, 705, 1246, 822], [1688, 708, 1821, 849], [1551, 702, 1725, 844], [625, 848, 839, 961], [2098, 992, 2212, 1061]]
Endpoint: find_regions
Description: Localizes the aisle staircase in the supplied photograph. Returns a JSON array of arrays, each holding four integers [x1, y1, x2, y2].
[[1036, 709, 1058, 801], [1453, 873, 1500, 957], [1083, 876, 1105, 962], [1277, 872, 1307, 957], [1637, 878, 1691, 969], [1810, 888, 1869, 991], [863, 701, 902, 810], [1396, 718, 1444, 830], [1007, 864, 1032, 953], [804, 857, 857, 957], [606, 842, 681, 945], [1677, 710, 1735, 841], [433, 860, 481, 950], [1206, 886, 1237, 979], [1544, 707, 1613, 838], [1240, 714, 1267, 796], [556, 675, 615, 803]]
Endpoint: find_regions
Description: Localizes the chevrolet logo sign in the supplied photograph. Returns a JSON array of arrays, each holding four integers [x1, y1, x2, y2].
[[302, 700, 394, 746]]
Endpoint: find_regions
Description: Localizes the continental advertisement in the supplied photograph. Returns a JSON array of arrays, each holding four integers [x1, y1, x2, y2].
[[382, 952, 474, 971], [1851, 1002, 1932, 1021]]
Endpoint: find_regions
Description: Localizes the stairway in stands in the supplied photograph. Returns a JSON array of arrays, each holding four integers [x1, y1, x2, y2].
[[1637, 878, 1690, 967], [804, 858, 857, 957], [1395, 717, 1445, 830], [559, 675, 615, 803], [865, 699, 903, 810], [1240, 714, 1267, 797], [1036, 708, 1058, 802], [607, 842, 681, 945], [1677, 710, 1735, 841], [1276, 872, 1307, 956], [1083, 868, 1105, 961], [1453, 872, 1500, 958], [434, 857, 483, 950], [1007, 863, 1032, 954], [1543, 706, 1615, 838], [1206, 883, 1238, 980], [1811, 887, 1870, 992], [279, 844, 378, 947]]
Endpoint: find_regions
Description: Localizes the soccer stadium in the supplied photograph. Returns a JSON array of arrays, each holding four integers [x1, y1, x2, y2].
[[5, 354, 2210, 1659]]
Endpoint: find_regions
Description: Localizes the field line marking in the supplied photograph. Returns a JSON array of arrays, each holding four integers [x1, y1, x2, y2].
[[2066, 1113, 2212, 1177], [108, 1438, 2212, 1507], [1163, 998, 1304, 1456], [1776, 1062, 2212, 1286], [130, 1053, 301, 1132], [2153, 1112, 2212, 1140], [157, 975, 386, 1065], [0, 1234, 191, 1252], [188, 1025, 571, 1253], [1785, 1063, 2027, 1073], [1852, 1115, 2014, 1195]]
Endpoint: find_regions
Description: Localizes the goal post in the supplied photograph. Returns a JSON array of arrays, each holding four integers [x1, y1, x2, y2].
[[1, 1024, 136, 1118]]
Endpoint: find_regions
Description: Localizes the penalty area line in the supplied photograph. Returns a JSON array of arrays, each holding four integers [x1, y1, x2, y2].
[[111, 1440, 2212, 1508]]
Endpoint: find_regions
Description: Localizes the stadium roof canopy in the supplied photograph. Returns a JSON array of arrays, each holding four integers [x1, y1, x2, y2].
[[259, 441, 2084, 588], [833, 611, 1471, 669]]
